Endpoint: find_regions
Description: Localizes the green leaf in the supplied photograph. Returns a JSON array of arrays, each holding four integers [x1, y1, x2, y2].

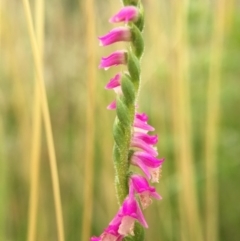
[[135, 3, 145, 32], [122, 0, 139, 6], [116, 97, 130, 128], [121, 74, 136, 106], [131, 24, 144, 58], [127, 51, 140, 88], [113, 119, 125, 149]]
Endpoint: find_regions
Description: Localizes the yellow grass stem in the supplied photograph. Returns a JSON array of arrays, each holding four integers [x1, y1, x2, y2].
[[205, 1, 227, 241], [0, 106, 7, 241], [169, 1, 203, 240], [21, 1, 65, 241], [27, 0, 44, 240], [80, 0, 96, 240]]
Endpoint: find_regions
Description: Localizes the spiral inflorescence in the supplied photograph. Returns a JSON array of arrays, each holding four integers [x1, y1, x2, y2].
[[91, 1, 164, 240]]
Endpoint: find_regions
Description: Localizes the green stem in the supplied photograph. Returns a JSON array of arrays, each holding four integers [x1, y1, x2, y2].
[[113, 0, 145, 240]]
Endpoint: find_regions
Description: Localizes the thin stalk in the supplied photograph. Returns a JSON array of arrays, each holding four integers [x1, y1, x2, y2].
[[21, 1, 65, 241], [80, 0, 96, 240], [205, 1, 226, 241], [0, 111, 7, 241], [27, 0, 44, 240], [0, 2, 5, 237], [170, 1, 203, 240]]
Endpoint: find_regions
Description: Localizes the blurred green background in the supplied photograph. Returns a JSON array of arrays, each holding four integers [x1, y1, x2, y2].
[[0, 0, 240, 241]]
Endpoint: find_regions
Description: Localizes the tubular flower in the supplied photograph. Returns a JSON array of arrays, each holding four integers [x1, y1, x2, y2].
[[133, 132, 158, 145], [90, 214, 124, 241], [118, 192, 148, 235], [99, 50, 127, 70], [131, 151, 164, 182], [99, 27, 132, 46], [107, 100, 117, 110], [105, 73, 121, 89], [130, 174, 162, 209], [91, 192, 148, 239], [133, 113, 155, 132], [130, 137, 158, 157], [109, 6, 139, 23], [136, 113, 148, 122]]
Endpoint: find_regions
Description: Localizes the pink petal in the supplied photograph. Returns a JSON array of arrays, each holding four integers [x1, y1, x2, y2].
[[109, 6, 138, 23], [130, 175, 154, 193], [133, 132, 158, 145], [136, 113, 148, 122], [133, 117, 155, 131], [131, 156, 151, 179], [107, 100, 116, 110], [135, 201, 148, 228], [130, 175, 162, 207], [99, 51, 127, 70], [99, 27, 131, 46], [105, 73, 121, 89], [118, 216, 135, 236], [119, 195, 148, 228], [131, 137, 158, 157], [133, 152, 164, 168]]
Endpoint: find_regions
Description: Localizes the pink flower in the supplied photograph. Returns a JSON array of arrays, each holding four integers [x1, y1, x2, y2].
[[130, 175, 162, 209], [99, 51, 127, 70], [131, 151, 164, 182], [118, 193, 148, 235], [90, 214, 124, 241], [99, 27, 131, 46], [133, 132, 158, 145], [107, 100, 117, 110], [109, 6, 139, 23], [136, 113, 148, 122], [130, 136, 158, 157], [134, 113, 155, 132], [91, 192, 148, 240], [105, 73, 121, 89]]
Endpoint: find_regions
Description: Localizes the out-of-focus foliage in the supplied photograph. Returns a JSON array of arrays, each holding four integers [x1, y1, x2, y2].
[[0, 0, 240, 240]]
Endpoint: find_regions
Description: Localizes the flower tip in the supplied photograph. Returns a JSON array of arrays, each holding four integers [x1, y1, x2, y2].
[[107, 100, 116, 110]]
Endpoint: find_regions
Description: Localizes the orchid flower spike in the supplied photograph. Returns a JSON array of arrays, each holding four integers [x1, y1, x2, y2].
[[93, 0, 165, 240]]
